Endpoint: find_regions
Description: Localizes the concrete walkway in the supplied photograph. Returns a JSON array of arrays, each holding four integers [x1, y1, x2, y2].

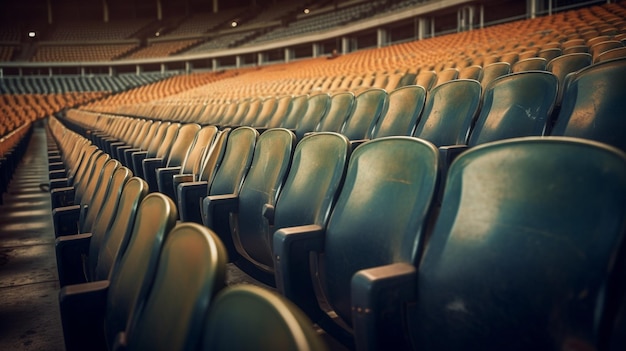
[[0, 123, 65, 350]]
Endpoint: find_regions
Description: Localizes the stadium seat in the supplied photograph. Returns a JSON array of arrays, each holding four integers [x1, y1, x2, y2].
[[58, 193, 178, 351], [131, 123, 179, 179], [593, 46, 626, 63], [123, 122, 169, 172], [370, 85, 426, 138], [440, 71, 558, 171], [401, 136, 626, 351], [119, 121, 162, 167], [590, 40, 624, 61], [511, 57, 548, 72], [142, 123, 200, 192], [116, 223, 227, 351], [273, 136, 439, 349], [479, 62, 511, 91], [433, 68, 459, 88], [52, 157, 119, 237], [251, 96, 279, 129], [458, 65, 483, 80], [294, 93, 331, 140], [341, 88, 388, 140], [414, 79, 482, 147], [201, 285, 328, 351], [415, 70, 437, 90], [55, 176, 147, 287], [313, 92, 355, 134], [178, 126, 257, 224], [50, 149, 107, 209], [157, 125, 218, 200], [202, 128, 295, 279], [550, 57, 626, 152], [537, 47, 562, 61], [279, 94, 309, 130]]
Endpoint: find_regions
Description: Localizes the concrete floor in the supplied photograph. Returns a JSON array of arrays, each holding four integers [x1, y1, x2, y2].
[[0, 125, 65, 351]]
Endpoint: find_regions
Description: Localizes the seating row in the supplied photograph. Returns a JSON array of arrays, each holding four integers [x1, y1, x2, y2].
[[48, 109, 626, 350], [45, 121, 326, 350]]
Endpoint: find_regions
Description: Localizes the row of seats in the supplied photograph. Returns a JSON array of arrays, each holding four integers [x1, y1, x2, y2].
[[31, 44, 139, 62], [0, 73, 172, 94], [53, 57, 626, 350], [45, 117, 329, 350], [0, 122, 31, 203], [49, 79, 626, 351]]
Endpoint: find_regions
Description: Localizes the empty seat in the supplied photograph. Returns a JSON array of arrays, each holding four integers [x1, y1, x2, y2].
[[201, 285, 328, 351], [294, 94, 331, 140], [341, 88, 388, 140], [117, 222, 227, 351], [593, 46, 626, 63], [433, 68, 459, 88], [458, 65, 483, 80], [414, 79, 482, 147], [273, 136, 439, 349], [415, 70, 437, 90], [202, 128, 295, 281], [479, 62, 511, 91], [58, 193, 178, 351], [313, 92, 355, 135], [551, 58, 626, 152], [370, 85, 426, 138], [511, 57, 548, 72], [400, 137, 626, 351]]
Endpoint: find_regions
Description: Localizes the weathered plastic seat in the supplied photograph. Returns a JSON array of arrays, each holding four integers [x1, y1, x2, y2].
[[273, 136, 439, 349], [341, 88, 387, 140], [370, 85, 426, 138]]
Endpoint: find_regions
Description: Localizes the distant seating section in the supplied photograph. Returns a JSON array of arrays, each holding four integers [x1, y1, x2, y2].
[[46, 19, 151, 42], [125, 39, 202, 59], [4, 2, 626, 350], [31, 44, 139, 62]]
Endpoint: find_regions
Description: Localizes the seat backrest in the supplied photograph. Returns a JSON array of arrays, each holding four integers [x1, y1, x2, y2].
[[433, 68, 459, 88], [593, 46, 626, 63], [537, 47, 562, 62], [546, 53, 592, 87], [458, 65, 483, 80], [251, 97, 278, 128], [125, 223, 228, 351], [202, 285, 328, 351], [182, 125, 218, 176], [468, 71, 558, 147], [85, 166, 132, 279], [93, 177, 149, 282], [511, 57, 548, 72], [480, 62, 511, 91], [590, 40, 624, 60], [237, 98, 263, 127], [79, 158, 120, 233], [415, 70, 437, 90], [231, 128, 296, 271], [341, 88, 387, 140], [295, 94, 331, 139], [165, 123, 201, 168], [128, 120, 153, 149], [372, 85, 426, 138], [218, 102, 239, 126], [198, 129, 230, 183], [228, 99, 252, 127], [264, 95, 292, 129], [104, 193, 178, 347], [409, 136, 626, 351], [314, 92, 355, 134], [280, 95, 309, 129], [209, 126, 258, 196], [321, 137, 438, 325], [154, 123, 181, 160], [144, 122, 171, 156], [551, 58, 626, 152], [414, 79, 482, 147]]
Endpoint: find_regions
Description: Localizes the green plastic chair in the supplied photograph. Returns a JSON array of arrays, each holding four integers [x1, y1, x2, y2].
[[341, 88, 387, 140], [202, 128, 295, 283], [371, 85, 426, 138], [58, 193, 178, 351], [414, 79, 482, 147], [294, 94, 331, 140], [121, 223, 228, 351], [403, 136, 626, 351], [273, 136, 439, 349], [202, 285, 328, 351], [550, 57, 626, 152]]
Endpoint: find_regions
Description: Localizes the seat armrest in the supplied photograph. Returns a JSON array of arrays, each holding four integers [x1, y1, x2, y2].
[[177, 181, 208, 224], [53, 205, 81, 237], [51, 186, 76, 209], [142, 157, 165, 192], [262, 204, 275, 225], [49, 161, 65, 172], [131, 151, 149, 178], [49, 169, 68, 180], [50, 178, 70, 189], [59, 280, 110, 351], [273, 225, 327, 321], [201, 193, 238, 229], [156, 166, 182, 199], [438, 144, 468, 175], [55, 233, 92, 287], [351, 262, 416, 351]]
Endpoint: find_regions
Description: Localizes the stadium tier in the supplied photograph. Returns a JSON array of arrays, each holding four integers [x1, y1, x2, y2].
[[1, 1, 626, 351]]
